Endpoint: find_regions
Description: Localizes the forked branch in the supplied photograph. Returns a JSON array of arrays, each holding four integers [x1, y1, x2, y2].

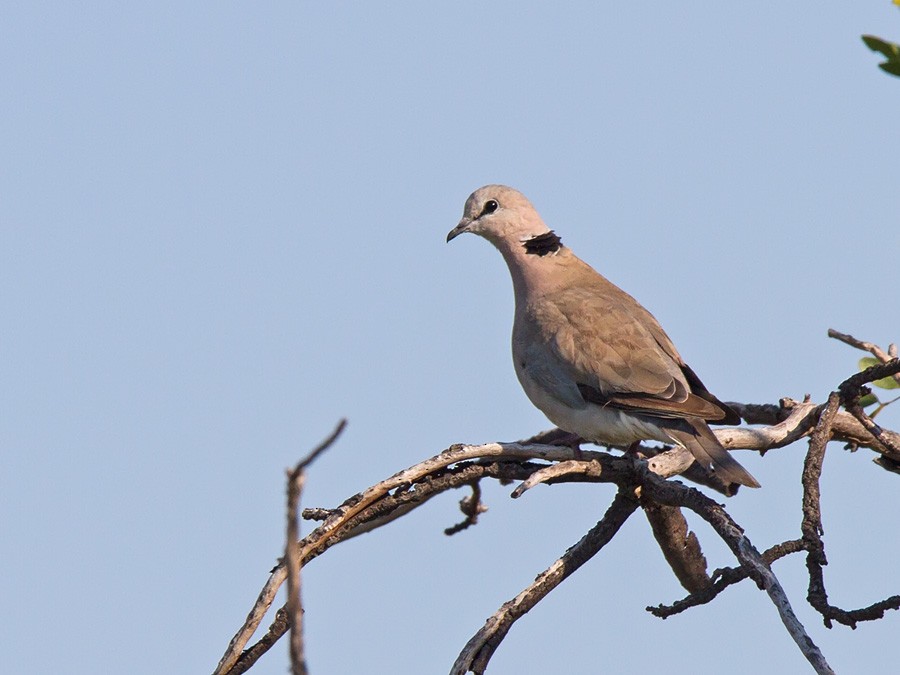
[[214, 331, 900, 675]]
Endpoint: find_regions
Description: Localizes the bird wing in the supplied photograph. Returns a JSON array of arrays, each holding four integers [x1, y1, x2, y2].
[[525, 277, 728, 421]]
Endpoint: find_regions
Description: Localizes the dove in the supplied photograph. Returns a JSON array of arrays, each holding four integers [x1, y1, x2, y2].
[[446, 185, 759, 489]]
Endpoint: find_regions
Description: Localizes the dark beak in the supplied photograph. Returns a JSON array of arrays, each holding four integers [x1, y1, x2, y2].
[[446, 218, 472, 242]]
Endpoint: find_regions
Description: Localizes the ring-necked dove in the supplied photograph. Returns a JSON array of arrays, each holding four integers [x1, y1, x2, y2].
[[447, 185, 759, 489]]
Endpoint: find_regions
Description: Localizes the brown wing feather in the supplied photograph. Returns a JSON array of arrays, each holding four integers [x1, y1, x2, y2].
[[629, 292, 739, 424], [541, 283, 685, 397], [542, 259, 736, 423], [577, 383, 727, 420], [678, 362, 741, 425]]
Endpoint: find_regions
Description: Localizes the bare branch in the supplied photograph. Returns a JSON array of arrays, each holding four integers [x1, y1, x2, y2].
[[216, 361, 900, 674], [510, 458, 604, 497], [286, 420, 347, 675], [520, 394, 900, 477], [838, 358, 900, 397], [802, 392, 900, 629], [641, 473, 834, 674], [838, 359, 900, 456], [295, 419, 348, 471], [216, 420, 347, 675], [450, 491, 639, 675], [727, 398, 900, 466], [648, 539, 806, 618], [220, 607, 290, 675], [216, 453, 622, 675], [444, 482, 488, 535], [828, 329, 900, 384], [216, 554, 296, 674], [284, 472, 307, 675], [643, 503, 711, 594], [285, 470, 307, 675], [744, 540, 836, 675], [718, 399, 820, 451]]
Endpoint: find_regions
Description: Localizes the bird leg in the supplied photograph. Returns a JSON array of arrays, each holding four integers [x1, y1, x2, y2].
[[625, 440, 645, 457]]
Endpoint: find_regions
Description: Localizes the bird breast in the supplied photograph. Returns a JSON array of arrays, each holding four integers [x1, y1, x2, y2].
[[512, 354, 671, 446]]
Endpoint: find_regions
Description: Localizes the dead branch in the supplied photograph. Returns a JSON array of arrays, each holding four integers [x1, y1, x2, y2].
[[636, 468, 834, 674], [214, 451, 624, 675], [284, 420, 346, 675], [214, 333, 900, 675], [648, 539, 806, 618], [285, 466, 307, 675], [838, 359, 900, 456], [802, 386, 900, 629], [217, 420, 346, 675], [725, 398, 900, 465], [444, 482, 488, 535], [643, 502, 711, 593], [450, 491, 639, 675], [828, 328, 900, 384]]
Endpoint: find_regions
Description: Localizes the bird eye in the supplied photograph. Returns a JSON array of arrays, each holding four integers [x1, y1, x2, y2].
[[480, 199, 499, 216]]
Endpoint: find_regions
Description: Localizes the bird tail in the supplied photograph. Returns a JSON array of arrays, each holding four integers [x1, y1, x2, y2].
[[664, 419, 760, 489]]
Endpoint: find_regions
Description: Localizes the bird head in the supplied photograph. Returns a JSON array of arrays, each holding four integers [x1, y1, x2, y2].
[[446, 185, 554, 252]]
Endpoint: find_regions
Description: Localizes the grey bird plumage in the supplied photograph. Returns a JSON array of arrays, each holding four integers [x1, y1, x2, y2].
[[447, 185, 759, 490]]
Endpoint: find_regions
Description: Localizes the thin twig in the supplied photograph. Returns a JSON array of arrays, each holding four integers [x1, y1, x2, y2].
[[450, 491, 639, 675], [285, 469, 308, 675], [741, 539, 835, 675], [444, 482, 488, 535], [216, 420, 347, 675], [296, 419, 348, 472], [286, 419, 346, 675], [223, 608, 290, 675], [828, 329, 900, 376], [803, 389, 900, 629], [648, 539, 806, 618], [510, 458, 604, 497], [284, 476, 307, 675]]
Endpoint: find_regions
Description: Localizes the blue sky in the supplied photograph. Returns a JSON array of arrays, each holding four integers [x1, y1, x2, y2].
[[2, 3, 899, 674]]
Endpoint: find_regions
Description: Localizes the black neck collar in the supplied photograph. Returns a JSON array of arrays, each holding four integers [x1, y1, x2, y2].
[[523, 231, 563, 256]]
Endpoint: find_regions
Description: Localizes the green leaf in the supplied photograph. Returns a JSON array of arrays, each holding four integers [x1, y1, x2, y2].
[[862, 35, 900, 59], [861, 35, 900, 78], [859, 393, 879, 408], [881, 61, 900, 77], [859, 357, 880, 369], [857, 357, 900, 389]]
